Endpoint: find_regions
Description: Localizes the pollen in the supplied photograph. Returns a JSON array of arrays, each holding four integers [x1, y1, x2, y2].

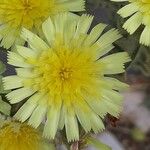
[[0, 120, 42, 150], [0, 0, 54, 29], [141, 0, 150, 3], [26, 46, 98, 96], [59, 67, 72, 81]]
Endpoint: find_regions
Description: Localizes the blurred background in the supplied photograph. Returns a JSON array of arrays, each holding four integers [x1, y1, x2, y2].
[[0, 0, 150, 150], [86, 0, 150, 150]]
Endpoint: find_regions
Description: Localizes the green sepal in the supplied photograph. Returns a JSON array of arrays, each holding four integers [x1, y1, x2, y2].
[[0, 75, 10, 94], [0, 60, 6, 74], [87, 136, 112, 150], [0, 96, 11, 115]]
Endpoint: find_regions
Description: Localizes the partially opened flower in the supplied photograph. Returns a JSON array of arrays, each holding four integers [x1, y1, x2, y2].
[[0, 0, 85, 49], [111, 0, 150, 46], [3, 13, 131, 141], [0, 117, 54, 150]]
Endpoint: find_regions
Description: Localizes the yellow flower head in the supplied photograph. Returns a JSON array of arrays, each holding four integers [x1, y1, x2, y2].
[[112, 0, 150, 46], [0, 0, 85, 49], [3, 13, 131, 142], [0, 117, 53, 150]]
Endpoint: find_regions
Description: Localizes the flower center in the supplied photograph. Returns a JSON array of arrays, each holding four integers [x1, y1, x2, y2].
[[136, 0, 150, 15], [0, 121, 41, 149], [23, 1, 32, 11], [24, 38, 102, 98], [141, 0, 150, 3], [59, 67, 72, 81], [0, 0, 54, 29]]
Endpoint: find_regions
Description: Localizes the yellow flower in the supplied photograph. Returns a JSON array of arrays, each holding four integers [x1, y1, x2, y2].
[[0, 0, 85, 49], [3, 13, 131, 142], [112, 0, 150, 46], [0, 117, 54, 150]]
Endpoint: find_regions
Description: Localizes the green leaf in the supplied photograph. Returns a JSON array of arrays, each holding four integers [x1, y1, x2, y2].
[[131, 128, 146, 141], [0, 75, 4, 94], [0, 60, 6, 74], [0, 96, 11, 115], [0, 75, 10, 94], [42, 141, 56, 150], [131, 46, 150, 77], [87, 136, 112, 150], [0, 75, 4, 93]]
